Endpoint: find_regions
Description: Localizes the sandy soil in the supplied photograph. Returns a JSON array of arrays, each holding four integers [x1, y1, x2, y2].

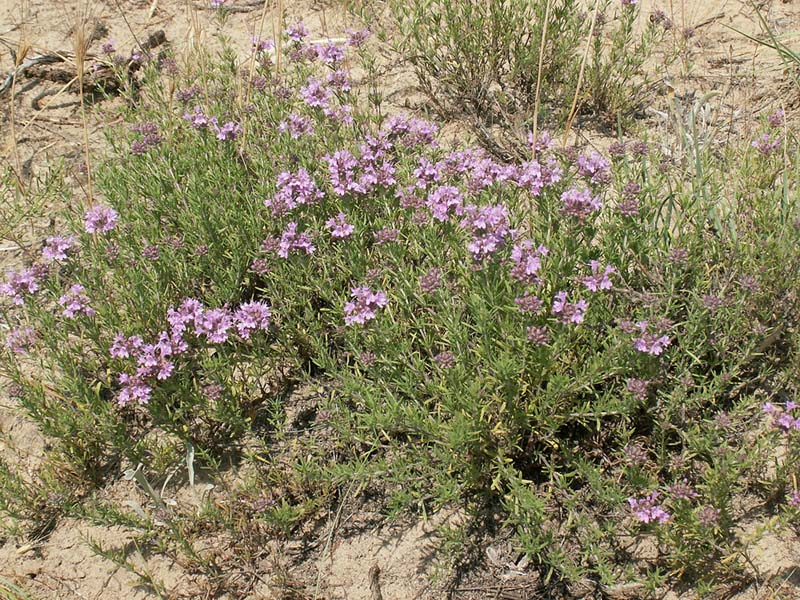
[[1, 0, 800, 598]]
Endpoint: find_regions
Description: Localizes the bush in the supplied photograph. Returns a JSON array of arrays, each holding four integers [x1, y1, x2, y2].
[[386, 0, 665, 156], [2, 20, 800, 591]]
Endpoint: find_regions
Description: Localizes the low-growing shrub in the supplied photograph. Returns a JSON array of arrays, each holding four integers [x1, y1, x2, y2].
[[1, 18, 800, 591], [385, 0, 666, 155]]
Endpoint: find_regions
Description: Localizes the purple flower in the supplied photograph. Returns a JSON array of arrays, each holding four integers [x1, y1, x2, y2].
[[326, 213, 355, 239], [561, 187, 602, 221], [285, 21, 310, 43], [582, 260, 616, 292], [752, 133, 780, 155], [626, 378, 649, 401], [346, 27, 371, 47], [211, 119, 242, 141], [276, 222, 315, 258], [1, 265, 47, 305], [42, 236, 75, 262], [324, 150, 361, 196], [195, 308, 234, 343], [696, 506, 720, 526], [183, 107, 209, 128], [768, 108, 785, 128], [117, 373, 152, 406], [383, 115, 439, 147], [433, 351, 456, 368], [234, 301, 271, 339], [551, 292, 588, 325], [412, 158, 443, 189], [265, 168, 324, 216], [426, 185, 464, 222], [788, 490, 800, 507], [374, 227, 400, 245], [628, 491, 670, 524], [576, 151, 611, 185], [4, 327, 36, 354], [765, 401, 800, 433], [459, 204, 510, 260], [58, 284, 96, 318], [624, 443, 648, 466], [515, 292, 543, 314], [344, 286, 388, 326], [278, 113, 315, 138], [618, 182, 641, 217], [101, 39, 116, 54], [515, 159, 549, 195], [167, 298, 204, 336], [250, 257, 270, 276], [176, 86, 200, 103], [668, 247, 689, 264], [130, 122, 162, 154], [419, 268, 443, 294], [510, 240, 547, 284], [133, 331, 184, 380], [110, 333, 144, 359], [315, 42, 345, 64], [666, 479, 698, 500], [141, 244, 160, 261], [300, 77, 332, 109], [251, 36, 274, 53], [84, 204, 119, 234], [526, 326, 550, 345], [323, 104, 354, 125], [633, 321, 671, 355]]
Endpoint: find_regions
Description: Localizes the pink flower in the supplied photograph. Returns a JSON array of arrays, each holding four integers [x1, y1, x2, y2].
[[58, 284, 95, 318], [344, 286, 388, 325], [582, 260, 616, 292], [633, 321, 671, 355], [551, 291, 588, 325], [84, 205, 119, 234], [628, 491, 670, 524], [326, 213, 355, 239], [234, 301, 271, 339]]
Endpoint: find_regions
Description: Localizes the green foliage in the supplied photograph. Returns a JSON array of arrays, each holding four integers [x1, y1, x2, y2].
[[0, 22, 799, 594]]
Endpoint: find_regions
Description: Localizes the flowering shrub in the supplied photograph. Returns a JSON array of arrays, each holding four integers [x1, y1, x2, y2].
[[2, 20, 800, 593]]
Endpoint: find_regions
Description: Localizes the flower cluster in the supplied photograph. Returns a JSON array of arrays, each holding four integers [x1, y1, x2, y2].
[[344, 286, 388, 325], [752, 133, 780, 155], [58, 284, 96, 318], [510, 241, 548, 284], [576, 151, 611, 185], [84, 204, 119, 234], [560, 187, 602, 221], [551, 291, 588, 325], [265, 168, 325, 216], [459, 204, 510, 260], [633, 321, 671, 355], [628, 491, 670, 524], [326, 213, 355, 239], [763, 401, 800, 433], [112, 298, 271, 406], [1, 265, 47, 305], [130, 122, 163, 155], [581, 261, 615, 292], [42, 236, 76, 262], [3, 327, 36, 354]]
